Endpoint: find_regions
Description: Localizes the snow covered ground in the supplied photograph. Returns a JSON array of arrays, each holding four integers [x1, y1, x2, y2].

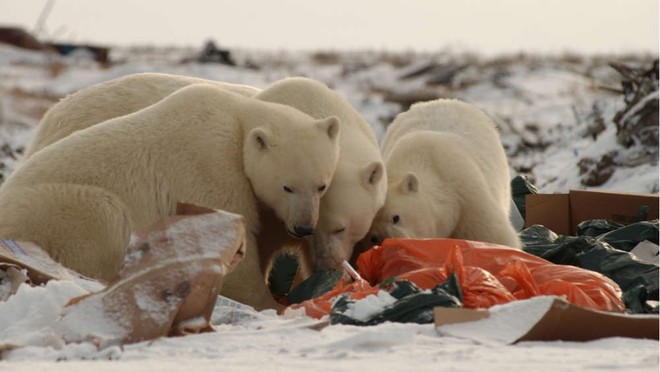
[[0, 44, 658, 369]]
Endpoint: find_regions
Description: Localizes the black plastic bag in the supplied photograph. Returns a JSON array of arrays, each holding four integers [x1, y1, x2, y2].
[[286, 269, 343, 305], [511, 175, 539, 220], [520, 221, 659, 313], [330, 274, 463, 326], [577, 219, 659, 252]]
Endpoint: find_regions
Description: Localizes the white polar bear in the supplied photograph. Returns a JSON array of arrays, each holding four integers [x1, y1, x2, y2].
[[255, 77, 387, 273], [23, 73, 384, 280], [368, 98, 522, 249], [0, 84, 341, 310], [22, 72, 260, 159]]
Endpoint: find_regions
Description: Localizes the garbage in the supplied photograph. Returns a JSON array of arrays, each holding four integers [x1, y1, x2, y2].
[[286, 238, 625, 319], [330, 274, 463, 326], [0, 203, 246, 348], [525, 189, 658, 235], [520, 220, 659, 313], [435, 296, 659, 344]]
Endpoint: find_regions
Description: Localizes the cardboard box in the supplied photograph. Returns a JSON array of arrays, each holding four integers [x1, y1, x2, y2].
[[435, 296, 659, 344], [525, 189, 659, 236]]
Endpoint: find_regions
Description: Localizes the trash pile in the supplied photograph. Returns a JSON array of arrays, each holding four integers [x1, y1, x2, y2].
[[578, 59, 659, 187]]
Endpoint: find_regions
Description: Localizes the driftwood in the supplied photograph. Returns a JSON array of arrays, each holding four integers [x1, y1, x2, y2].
[[0, 27, 52, 51], [382, 89, 446, 111], [399, 62, 468, 86], [611, 59, 659, 148]]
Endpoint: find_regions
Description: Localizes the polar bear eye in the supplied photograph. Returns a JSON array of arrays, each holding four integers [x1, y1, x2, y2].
[[334, 227, 346, 234], [392, 215, 400, 224], [283, 186, 294, 193], [318, 185, 327, 192]]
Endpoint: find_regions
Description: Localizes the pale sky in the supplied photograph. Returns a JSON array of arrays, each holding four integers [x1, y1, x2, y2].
[[1, 0, 658, 55]]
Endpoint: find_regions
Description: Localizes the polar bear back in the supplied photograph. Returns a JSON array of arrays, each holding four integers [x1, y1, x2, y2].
[[4, 85, 256, 229], [256, 77, 378, 149], [5, 83, 337, 232], [24, 72, 260, 159]]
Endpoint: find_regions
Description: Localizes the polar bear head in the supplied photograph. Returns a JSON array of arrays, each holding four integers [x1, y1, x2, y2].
[[366, 171, 459, 245], [243, 115, 341, 238], [307, 161, 386, 270]]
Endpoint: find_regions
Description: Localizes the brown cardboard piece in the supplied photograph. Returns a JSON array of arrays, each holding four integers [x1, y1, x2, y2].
[[525, 189, 659, 235], [60, 203, 246, 345], [434, 297, 659, 344], [0, 239, 85, 285], [0, 203, 246, 347]]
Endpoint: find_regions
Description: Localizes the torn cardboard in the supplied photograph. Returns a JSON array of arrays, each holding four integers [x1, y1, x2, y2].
[[434, 296, 659, 344], [525, 190, 659, 235], [0, 239, 81, 285], [0, 203, 246, 347], [60, 203, 246, 346]]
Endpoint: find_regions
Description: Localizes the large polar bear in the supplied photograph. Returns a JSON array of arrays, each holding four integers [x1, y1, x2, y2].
[[22, 72, 260, 159], [26, 73, 387, 280], [255, 77, 387, 274], [0, 84, 341, 310], [368, 98, 522, 249]]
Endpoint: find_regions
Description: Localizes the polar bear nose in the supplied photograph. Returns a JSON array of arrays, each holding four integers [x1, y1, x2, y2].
[[293, 225, 314, 237]]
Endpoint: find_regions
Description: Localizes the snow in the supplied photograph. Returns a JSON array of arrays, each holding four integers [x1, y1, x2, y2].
[[341, 290, 398, 322], [0, 44, 658, 369], [1, 282, 658, 370]]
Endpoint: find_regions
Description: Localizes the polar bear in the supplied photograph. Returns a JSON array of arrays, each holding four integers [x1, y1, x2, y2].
[[367, 98, 522, 249], [255, 77, 387, 273], [0, 84, 341, 310], [20, 73, 383, 294], [22, 72, 260, 159]]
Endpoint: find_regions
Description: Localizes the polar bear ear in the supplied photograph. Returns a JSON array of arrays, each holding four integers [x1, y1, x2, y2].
[[400, 172, 419, 194], [316, 116, 341, 142], [362, 161, 384, 187], [248, 128, 271, 152]]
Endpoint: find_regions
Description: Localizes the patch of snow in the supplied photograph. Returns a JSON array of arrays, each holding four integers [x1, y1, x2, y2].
[[341, 290, 398, 322]]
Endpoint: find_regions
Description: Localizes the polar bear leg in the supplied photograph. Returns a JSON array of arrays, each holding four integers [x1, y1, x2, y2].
[[0, 184, 134, 281], [221, 232, 283, 311]]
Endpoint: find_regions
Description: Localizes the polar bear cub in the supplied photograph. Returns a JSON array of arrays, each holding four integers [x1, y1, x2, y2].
[[256, 77, 387, 272], [0, 84, 341, 310], [22, 72, 260, 159], [369, 98, 522, 249]]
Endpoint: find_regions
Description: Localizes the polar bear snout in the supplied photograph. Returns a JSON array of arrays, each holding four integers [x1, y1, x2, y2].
[[309, 246, 344, 271]]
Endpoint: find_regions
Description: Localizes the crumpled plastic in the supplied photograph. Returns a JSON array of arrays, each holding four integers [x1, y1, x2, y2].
[[521, 220, 659, 313], [286, 238, 625, 319], [330, 274, 463, 326]]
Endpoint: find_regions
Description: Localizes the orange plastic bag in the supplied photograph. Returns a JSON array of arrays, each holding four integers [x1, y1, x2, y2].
[[286, 238, 625, 319], [286, 278, 378, 319], [360, 239, 624, 312]]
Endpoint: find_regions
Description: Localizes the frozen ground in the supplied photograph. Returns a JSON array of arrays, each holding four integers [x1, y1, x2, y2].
[[0, 44, 658, 369]]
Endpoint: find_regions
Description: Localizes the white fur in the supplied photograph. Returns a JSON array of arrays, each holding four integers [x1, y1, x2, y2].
[[256, 77, 387, 271], [0, 84, 341, 310], [369, 98, 521, 249], [22, 73, 384, 286], [23, 72, 260, 159]]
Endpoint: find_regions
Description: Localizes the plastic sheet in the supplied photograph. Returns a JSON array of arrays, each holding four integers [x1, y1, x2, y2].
[[286, 238, 625, 319]]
